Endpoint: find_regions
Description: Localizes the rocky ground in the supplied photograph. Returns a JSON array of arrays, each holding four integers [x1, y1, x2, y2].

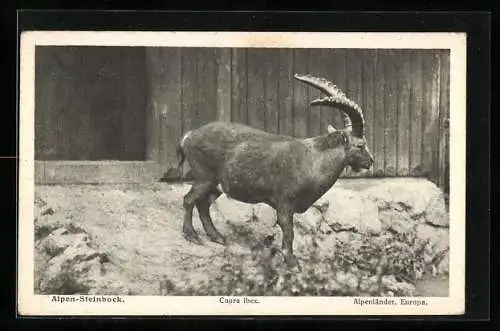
[[34, 178, 449, 297]]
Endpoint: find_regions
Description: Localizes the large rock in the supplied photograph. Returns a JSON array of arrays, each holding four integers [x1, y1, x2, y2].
[[41, 227, 87, 257], [361, 178, 448, 228], [35, 213, 68, 242], [36, 224, 112, 295], [414, 223, 450, 275], [316, 188, 382, 235]]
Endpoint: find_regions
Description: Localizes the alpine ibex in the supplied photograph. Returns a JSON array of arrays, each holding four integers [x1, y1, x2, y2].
[[175, 73, 374, 269]]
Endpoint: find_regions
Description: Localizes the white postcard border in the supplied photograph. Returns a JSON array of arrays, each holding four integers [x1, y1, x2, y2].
[[18, 31, 466, 316]]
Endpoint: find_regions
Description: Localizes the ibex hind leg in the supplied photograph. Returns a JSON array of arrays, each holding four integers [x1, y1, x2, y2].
[[196, 196, 226, 245], [182, 181, 214, 245]]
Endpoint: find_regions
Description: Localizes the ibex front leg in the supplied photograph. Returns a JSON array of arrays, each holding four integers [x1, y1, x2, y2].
[[182, 181, 213, 245], [196, 197, 226, 245], [277, 205, 301, 271]]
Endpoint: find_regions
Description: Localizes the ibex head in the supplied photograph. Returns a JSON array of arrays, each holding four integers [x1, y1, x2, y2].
[[294, 73, 374, 172]]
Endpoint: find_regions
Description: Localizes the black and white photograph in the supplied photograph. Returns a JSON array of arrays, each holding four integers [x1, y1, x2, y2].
[[18, 31, 466, 316]]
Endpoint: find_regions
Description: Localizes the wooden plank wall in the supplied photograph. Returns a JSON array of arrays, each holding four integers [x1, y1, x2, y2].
[[34, 46, 450, 191], [147, 47, 450, 190]]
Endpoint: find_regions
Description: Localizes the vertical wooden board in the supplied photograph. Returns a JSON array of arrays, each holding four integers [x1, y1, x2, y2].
[[57, 47, 76, 159], [73, 47, 93, 159], [97, 48, 118, 159], [72, 47, 97, 160], [396, 51, 411, 176], [182, 48, 198, 131], [383, 50, 399, 177], [61, 47, 95, 160], [119, 46, 146, 161], [373, 50, 386, 176], [409, 50, 424, 176], [278, 49, 294, 136], [305, 49, 323, 137], [346, 50, 363, 109], [34, 46, 43, 159], [76, 48, 98, 160], [50, 47, 68, 159], [321, 49, 347, 131], [113, 47, 135, 159], [345, 50, 363, 177], [35, 47, 52, 160], [76, 46, 113, 160], [157, 47, 182, 172], [55, 47, 77, 160], [293, 48, 309, 138], [122, 47, 148, 161], [231, 48, 247, 125], [264, 49, 279, 134], [360, 50, 376, 176], [97, 47, 123, 160], [216, 48, 232, 122], [439, 50, 450, 193], [146, 47, 182, 171], [145, 47, 162, 163], [422, 51, 441, 183], [196, 48, 217, 125], [53, 47, 70, 158], [246, 48, 267, 131], [36, 47, 64, 160]]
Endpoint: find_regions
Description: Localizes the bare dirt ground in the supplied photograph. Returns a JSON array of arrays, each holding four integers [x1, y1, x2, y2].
[[33, 178, 450, 297]]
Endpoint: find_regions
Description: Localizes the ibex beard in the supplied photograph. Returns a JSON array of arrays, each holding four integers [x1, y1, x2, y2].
[[175, 73, 374, 270]]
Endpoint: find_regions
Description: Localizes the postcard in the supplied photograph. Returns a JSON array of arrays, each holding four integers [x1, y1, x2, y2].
[[18, 30, 466, 316]]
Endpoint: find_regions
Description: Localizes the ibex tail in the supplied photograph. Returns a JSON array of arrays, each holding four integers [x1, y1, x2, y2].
[[175, 141, 186, 176], [159, 132, 190, 183]]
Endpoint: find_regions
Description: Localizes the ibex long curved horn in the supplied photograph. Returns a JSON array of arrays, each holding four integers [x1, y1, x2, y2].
[[294, 73, 365, 137], [312, 96, 353, 132]]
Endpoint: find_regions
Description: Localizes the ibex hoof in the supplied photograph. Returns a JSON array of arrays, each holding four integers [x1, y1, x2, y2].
[[183, 231, 203, 245], [208, 234, 227, 246]]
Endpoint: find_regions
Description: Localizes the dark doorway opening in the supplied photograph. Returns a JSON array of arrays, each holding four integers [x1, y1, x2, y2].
[[35, 46, 148, 161]]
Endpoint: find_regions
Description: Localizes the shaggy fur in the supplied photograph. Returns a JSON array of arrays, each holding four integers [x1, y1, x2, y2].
[[174, 71, 374, 270], [175, 121, 374, 269]]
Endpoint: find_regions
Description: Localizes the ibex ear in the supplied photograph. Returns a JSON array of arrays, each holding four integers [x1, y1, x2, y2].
[[327, 124, 336, 134]]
